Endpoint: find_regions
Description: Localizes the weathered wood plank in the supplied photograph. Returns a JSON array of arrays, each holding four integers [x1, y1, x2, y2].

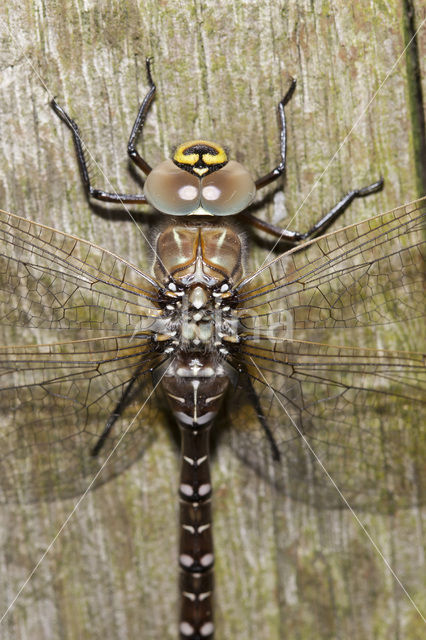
[[0, 2, 424, 639]]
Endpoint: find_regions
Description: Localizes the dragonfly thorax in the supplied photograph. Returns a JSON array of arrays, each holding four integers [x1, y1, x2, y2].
[[157, 282, 239, 355], [153, 224, 244, 285]]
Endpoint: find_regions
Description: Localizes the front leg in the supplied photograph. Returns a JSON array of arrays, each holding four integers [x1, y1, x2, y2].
[[51, 99, 148, 205], [127, 57, 156, 176], [242, 178, 384, 244], [254, 77, 297, 191]]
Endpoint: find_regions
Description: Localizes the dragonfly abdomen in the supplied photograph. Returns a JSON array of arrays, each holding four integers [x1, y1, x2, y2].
[[163, 368, 229, 640]]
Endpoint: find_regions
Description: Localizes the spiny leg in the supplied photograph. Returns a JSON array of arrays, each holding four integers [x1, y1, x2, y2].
[[51, 80, 155, 204], [254, 77, 296, 191], [245, 73, 383, 242], [127, 57, 156, 175], [240, 368, 280, 461], [91, 374, 139, 456], [243, 178, 384, 244]]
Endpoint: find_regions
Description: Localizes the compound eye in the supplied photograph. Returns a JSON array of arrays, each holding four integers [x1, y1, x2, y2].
[[144, 159, 201, 215], [200, 161, 256, 215]]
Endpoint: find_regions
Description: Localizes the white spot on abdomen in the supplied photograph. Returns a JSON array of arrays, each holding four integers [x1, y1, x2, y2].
[[200, 553, 214, 567], [180, 484, 194, 496], [198, 483, 211, 496], [200, 621, 214, 636], [180, 554, 195, 567], [182, 524, 196, 534], [198, 523, 211, 533], [180, 621, 195, 636]]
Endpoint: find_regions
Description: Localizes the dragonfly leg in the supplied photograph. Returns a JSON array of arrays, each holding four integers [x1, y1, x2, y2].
[[242, 177, 384, 243], [51, 100, 148, 204], [241, 370, 280, 461], [127, 57, 156, 176], [91, 375, 139, 456], [254, 77, 296, 191]]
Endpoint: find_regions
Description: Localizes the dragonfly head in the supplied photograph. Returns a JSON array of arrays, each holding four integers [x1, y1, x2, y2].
[[143, 140, 256, 217]]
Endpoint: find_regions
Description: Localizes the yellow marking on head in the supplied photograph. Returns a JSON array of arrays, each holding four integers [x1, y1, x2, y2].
[[175, 150, 198, 165], [202, 150, 226, 165], [173, 140, 227, 167]]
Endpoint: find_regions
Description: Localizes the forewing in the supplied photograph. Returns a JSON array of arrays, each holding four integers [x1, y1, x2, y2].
[[0, 208, 161, 335]]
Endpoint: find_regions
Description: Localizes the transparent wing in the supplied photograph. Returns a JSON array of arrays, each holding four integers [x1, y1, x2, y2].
[[224, 198, 425, 511], [236, 198, 424, 333], [0, 208, 161, 333], [0, 210, 167, 502]]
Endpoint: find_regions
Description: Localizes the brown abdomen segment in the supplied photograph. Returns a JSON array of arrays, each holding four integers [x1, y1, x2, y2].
[[162, 373, 229, 640]]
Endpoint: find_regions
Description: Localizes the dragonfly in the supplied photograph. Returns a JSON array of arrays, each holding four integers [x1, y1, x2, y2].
[[0, 60, 424, 639]]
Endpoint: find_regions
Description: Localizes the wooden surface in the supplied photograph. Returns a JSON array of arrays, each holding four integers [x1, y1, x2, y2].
[[0, 1, 424, 639]]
